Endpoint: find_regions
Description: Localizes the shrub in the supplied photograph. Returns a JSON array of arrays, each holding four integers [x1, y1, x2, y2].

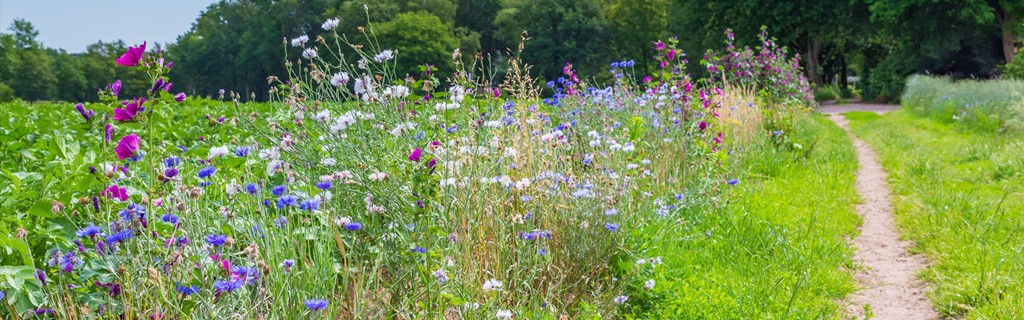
[[862, 56, 913, 103], [0, 82, 14, 102]]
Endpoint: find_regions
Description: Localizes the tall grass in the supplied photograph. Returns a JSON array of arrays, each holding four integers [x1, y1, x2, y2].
[[901, 75, 1024, 132]]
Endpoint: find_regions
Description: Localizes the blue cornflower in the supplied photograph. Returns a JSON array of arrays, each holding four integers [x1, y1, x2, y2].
[[605, 208, 618, 216], [271, 185, 286, 197], [547, 81, 555, 88], [162, 213, 179, 224], [605, 223, 618, 232], [165, 167, 179, 178], [538, 247, 547, 255], [58, 251, 78, 273], [411, 246, 427, 254], [0, 290, 4, 300], [262, 199, 272, 207], [118, 203, 146, 223], [176, 283, 200, 296], [299, 199, 320, 212], [610, 61, 619, 69], [198, 181, 212, 188], [276, 195, 298, 208], [414, 130, 426, 140], [164, 156, 181, 167], [205, 234, 227, 246], [316, 181, 332, 190], [105, 229, 133, 245], [273, 216, 287, 228], [213, 279, 244, 293], [235, 147, 251, 157], [177, 145, 187, 153], [245, 183, 260, 195], [344, 222, 362, 231], [727, 179, 739, 185], [76, 224, 102, 238], [197, 166, 216, 179], [305, 299, 329, 311]]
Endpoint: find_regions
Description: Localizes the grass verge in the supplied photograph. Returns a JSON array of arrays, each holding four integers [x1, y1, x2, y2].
[[847, 110, 1024, 318], [647, 114, 861, 318]]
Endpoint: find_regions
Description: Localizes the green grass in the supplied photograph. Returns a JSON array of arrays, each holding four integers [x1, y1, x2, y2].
[[901, 75, 1024, 133], [649, 114, 861, 318], [847, 110, 1024, 318]]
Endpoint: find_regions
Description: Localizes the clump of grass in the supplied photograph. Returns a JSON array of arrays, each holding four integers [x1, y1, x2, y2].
[[901, 75, 1024, 133]]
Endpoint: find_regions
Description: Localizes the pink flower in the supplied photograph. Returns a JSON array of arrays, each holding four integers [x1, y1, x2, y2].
[[104, 184, 129, 202], [115, 134, 140, 160], [114, 97, 145, 121], [408, 148, 422, 162], [116, 42, 146, 67], [654, 41, 665, 51]]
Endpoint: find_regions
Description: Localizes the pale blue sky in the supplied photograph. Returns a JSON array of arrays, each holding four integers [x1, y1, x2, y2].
[[0, 0, 217, 53]]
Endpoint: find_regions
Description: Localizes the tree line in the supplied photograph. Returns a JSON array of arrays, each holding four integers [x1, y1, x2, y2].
[[0, 0, 1021, 103]]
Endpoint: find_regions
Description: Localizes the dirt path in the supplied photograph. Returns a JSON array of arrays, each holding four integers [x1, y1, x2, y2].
[[823, 103, 938, 319]]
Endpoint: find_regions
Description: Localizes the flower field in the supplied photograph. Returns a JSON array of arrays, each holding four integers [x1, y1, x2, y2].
[[0, 18, 837, 319]]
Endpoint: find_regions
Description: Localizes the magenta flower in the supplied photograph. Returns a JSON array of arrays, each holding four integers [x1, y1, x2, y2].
[[116, 42, 146, 67], [104, 184, 129, 202], [115, 133, 140, 160], [408, 148, 422, 162], [174, 92, 186, 102], [114, 97, 145, 121]]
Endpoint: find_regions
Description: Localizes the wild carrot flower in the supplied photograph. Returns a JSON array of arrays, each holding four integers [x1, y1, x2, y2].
[[116, 42, 146, 66]]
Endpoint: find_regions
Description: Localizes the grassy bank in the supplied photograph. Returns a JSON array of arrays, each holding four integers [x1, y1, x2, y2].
[[648, 114, 861, 318], [847, 110, 1024, 318]]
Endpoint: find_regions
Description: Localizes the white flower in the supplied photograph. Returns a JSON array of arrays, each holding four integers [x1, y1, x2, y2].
[[613, 295, 628, 304], [334, 216, 352, 228], [503, 147, 518, 158], [259, 147, 280, 160], [495, 310, 512, 319], [313, 110, 330, 121], [302, 48, 317, 60], [622, 143, 636, 152], [225, 183, 240, 196], [484, 120, 501, 128], [320, 158, 337, 166], [540, 133, 555, 142], [336, 170, 353, 180], [374, 49, 395, 62], [369, 172, 387, 181], [266, 160, 282, 176], [644, 279, 656, 290], [636, 259, 647, 265], [482, 279, 502, 291], [432, 268, 449, 283], [331, 114, 356, 132], [440, 178, 457, 187], [290, 35, 308, 47], [330, 72, 349, 87], [384, 85, 409, 99], [514, 178, 531, 190], [321, 17, 339, 30], [434, 102, 460, 111], [449, 85, 466, 103], [208, 146, 229, 159]]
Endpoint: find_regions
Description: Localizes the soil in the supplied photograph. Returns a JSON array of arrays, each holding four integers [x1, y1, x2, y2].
[[824, 103, 938, 319]]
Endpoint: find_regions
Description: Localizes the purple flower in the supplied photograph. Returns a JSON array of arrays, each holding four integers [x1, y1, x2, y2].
[[59, 251, 78, 273], [316, 181, 332, 190], [0, 290, 4, 300], [35, 308, 55, 315], [408, 148, 422, 162], [150, 78, 166, 94], [114, 97, 145, 121], [213, 279, 243, 293], [176, 283, 200, 296], [727, 179, 739, 185], [299, 199, 320, 212], [105, 229, 133, 245], [94, 281, 122, 297], [107, 80, 122, 98], [344, 222, 362, 231], [245, 183, 260, 195], [164, 167, 179, 179], [74, 103, 93, 121], [271, 185, 286, 197], [198, 166, 216, 179], [115, 133, 141, 160], [411, 246, 427, 254], [174, 92, 186, 102], [281, 259, 295, 273], [104, 184, 129, 202], [276, 195, 298, 208], [116, 42, 146, 67], [605, 223, 618, 232], [77, 224, 102, 238], [305, 298, 329, 311], [104, 123, 114, 142], [35, 269, 47, 286], [162, 213, 179, 224], [205, 234, 227, 246]]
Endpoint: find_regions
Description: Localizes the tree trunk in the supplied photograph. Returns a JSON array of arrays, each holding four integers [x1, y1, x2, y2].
[[839, 53, 849, 90], [805, 37, 823, 86], [996, 8, 1016, 64]]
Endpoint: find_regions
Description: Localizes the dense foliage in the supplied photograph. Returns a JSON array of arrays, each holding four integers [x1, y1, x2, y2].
[[1, 0, 1022, 103]]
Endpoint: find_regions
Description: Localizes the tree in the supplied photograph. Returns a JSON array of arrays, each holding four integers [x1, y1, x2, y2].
[[986, 0, 1024, 63], [608, 0, 667, 74], [494, 0, 610, 79], [376, 11, 461, 77]]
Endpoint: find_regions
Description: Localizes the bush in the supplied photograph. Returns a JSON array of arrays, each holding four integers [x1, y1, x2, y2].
[[863, 57, 913, 103], [813, 85, 840, 101], [0, 82, 14, 103], [1001, 52, 1024, 80]]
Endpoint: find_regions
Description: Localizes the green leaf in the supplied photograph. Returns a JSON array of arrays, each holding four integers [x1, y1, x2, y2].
[[26, 199, 54, 218]]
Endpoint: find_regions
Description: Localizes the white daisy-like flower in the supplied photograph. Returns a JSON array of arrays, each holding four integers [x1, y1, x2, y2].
[[208, 146, 229, 159], [495, 310, 512, 319], [374, 49, 395, 62], [321, 17, 339, 30], [290, 35, 308, 47], [369, 172, 387, 181], [331, 114, 356, 132], [320, 158, 337, 166], [302, 48, 317, 60], [449, 85, 465, 103], [313, 110, 330, 121], [330, 72, 349, 87], [482, 279, 502, 291]]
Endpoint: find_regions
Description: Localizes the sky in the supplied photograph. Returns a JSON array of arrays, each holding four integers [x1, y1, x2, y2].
[[0, 0, 217, 53]]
